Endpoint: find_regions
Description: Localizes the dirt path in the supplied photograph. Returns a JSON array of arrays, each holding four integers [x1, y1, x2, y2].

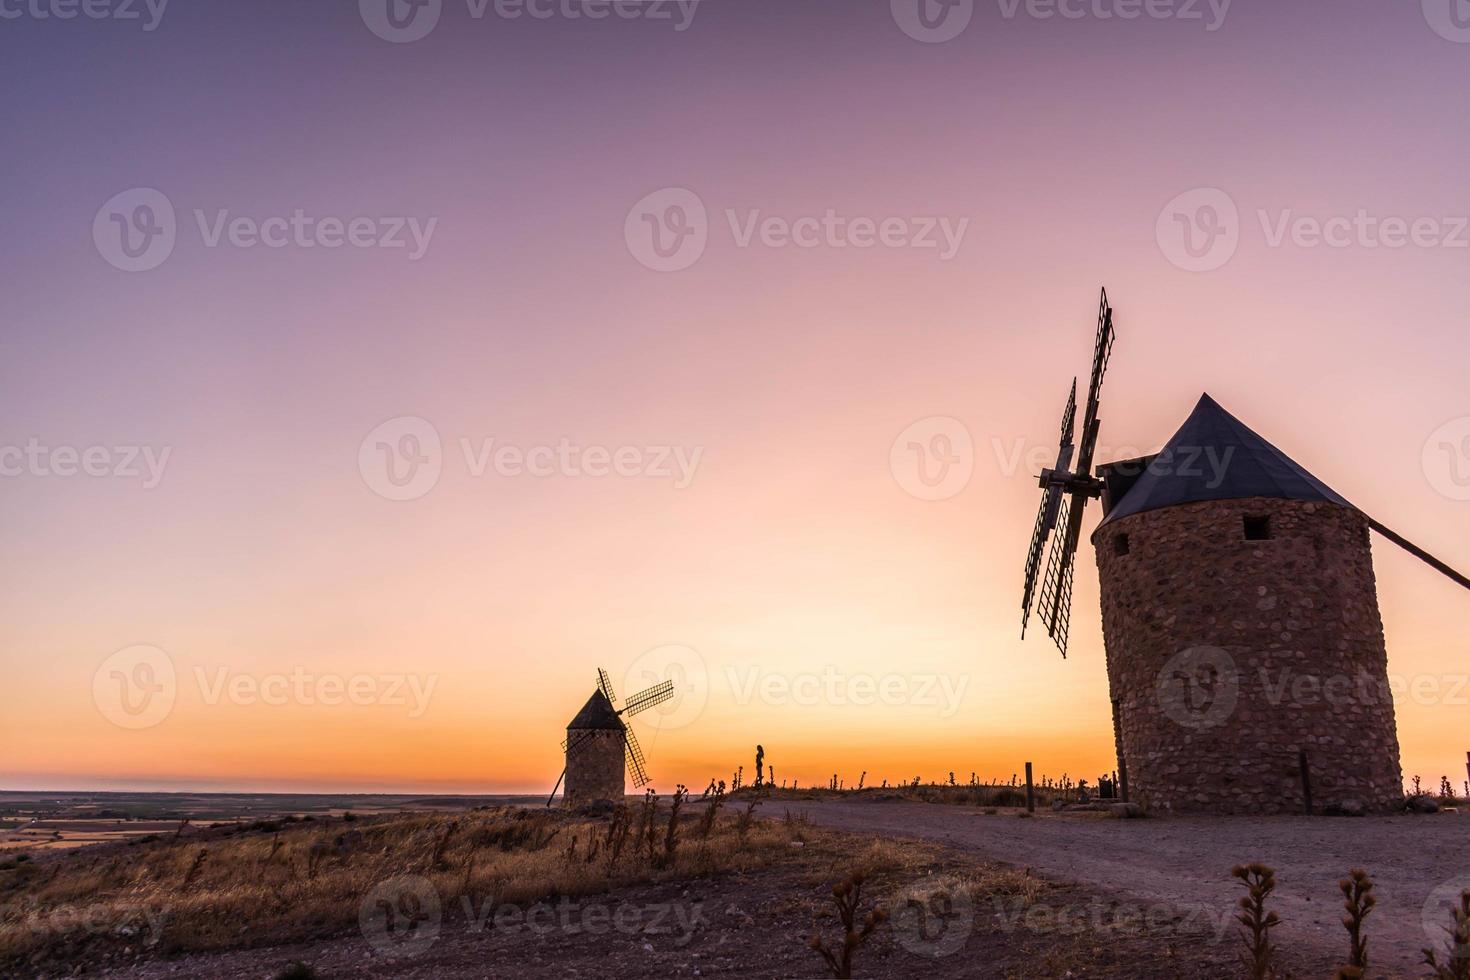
[[778, 799, 1470, 974]]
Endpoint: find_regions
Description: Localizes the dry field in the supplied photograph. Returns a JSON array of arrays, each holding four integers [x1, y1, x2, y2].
[[0, 794, 1262, 979]]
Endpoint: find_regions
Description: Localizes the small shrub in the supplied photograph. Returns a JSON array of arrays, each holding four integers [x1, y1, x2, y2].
[[1424, 889, 1470, 979], [736, 801, 760, 841], [698, 786, 725, 840], [808, 872, 887, 979], [1337, 869, 1374, 976], [663, 785, 687, 865], [1233, 863, 1280, 980]]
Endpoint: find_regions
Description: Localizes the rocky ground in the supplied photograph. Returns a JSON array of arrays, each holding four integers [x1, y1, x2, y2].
[[14, 796, 1464, 978], [779, 797, 1470, 976]]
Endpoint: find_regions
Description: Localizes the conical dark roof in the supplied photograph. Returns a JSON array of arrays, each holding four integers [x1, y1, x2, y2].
[[1097, 394, 1352, 529], [567, 689, 624, 731]]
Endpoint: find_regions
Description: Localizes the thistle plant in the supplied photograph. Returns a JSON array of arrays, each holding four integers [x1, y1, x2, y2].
[[1337, 868, 1374, 976], [808, 872, 887, 979], [1423, 889, 1470, 979], [736, 800, 760, 841], [663, 785, 687, 864], [1233, 863, 1280, 980], [697, 784, 725, 839]]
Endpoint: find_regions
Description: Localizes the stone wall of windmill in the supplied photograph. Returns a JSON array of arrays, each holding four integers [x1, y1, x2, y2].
[[1094, 497, 1403, 814], [565, 728, 626, 807]]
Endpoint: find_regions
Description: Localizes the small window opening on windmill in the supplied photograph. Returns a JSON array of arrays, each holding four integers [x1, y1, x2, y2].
[[1244, 515, 1272, 541], [1113, 533, 1131, 556]]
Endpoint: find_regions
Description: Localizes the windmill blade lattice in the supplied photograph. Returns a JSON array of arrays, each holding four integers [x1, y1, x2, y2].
[[1022, 380, 1079, 634], [597, 668, 617, 705], [621, 680, 674, 717], [1020, 289, 1116, 659], [623, 723, 651, 788]]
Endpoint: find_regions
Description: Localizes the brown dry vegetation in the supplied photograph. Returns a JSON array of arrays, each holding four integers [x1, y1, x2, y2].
[[732, 783, 1070, 810], [0, 804, 918, 975]]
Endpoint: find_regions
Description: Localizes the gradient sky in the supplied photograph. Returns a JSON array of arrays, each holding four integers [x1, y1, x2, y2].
[[4, 0, 1470, 794]]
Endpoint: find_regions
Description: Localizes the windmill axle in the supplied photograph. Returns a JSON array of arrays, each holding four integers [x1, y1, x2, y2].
[[1038, 468, 1103, 497]]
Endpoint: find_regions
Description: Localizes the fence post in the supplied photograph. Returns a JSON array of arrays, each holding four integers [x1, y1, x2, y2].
[[1299, 749, 1313, 816], [1025, 762, 1035, 813]]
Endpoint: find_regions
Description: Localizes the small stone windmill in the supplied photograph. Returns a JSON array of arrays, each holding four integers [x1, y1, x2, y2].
[[550, 668, 674, 807], [1020, 289, 1470, 814]]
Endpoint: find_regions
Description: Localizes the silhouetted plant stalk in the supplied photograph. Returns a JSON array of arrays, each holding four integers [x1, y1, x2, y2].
[[1333, 868, 1374, 977], [1233, 863, 1280, 980], [430, 819, 459, 870], [808, 872, 887, 979], [604, 803, 631, 872], [663, 784, 686, 865], [181, 848, 208, 890], [698, 784, 725, 839], [735, 801, 760, 841], [1423, 889, 1470, 979]]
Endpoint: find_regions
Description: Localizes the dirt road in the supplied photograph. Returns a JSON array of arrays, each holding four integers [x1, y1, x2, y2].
[[779, 799, 1470, 974]]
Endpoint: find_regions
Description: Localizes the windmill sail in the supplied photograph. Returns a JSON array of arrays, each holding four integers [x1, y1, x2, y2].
[[1021, 289, 1115, 658]]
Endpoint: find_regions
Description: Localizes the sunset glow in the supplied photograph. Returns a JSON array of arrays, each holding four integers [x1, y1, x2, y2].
[[6, 0, 1470, 797]]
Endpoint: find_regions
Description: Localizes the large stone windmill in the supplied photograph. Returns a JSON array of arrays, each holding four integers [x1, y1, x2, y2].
[[1020, 290, 1470, 814]]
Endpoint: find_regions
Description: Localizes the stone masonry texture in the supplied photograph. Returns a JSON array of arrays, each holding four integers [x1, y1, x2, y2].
[[1092, 498, 1402, 814], [565, 728, 626, 807]]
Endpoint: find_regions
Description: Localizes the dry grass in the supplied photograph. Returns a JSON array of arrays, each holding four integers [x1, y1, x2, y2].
[[0, 802, 864, 970], [734, 783, 1071, 810]]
